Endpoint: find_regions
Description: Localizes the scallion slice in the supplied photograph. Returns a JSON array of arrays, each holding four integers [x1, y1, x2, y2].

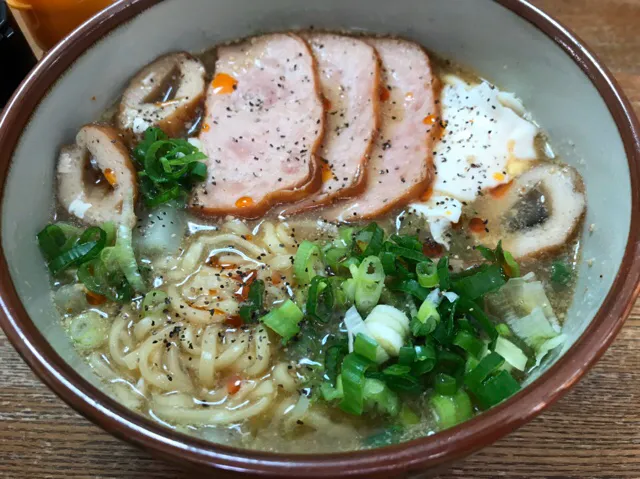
[[430, 389, 473, 430], [37, 224, 67, 261], [464, 351, 504, 390], [434, 373, 458, 395], [294, 240, 324, 286], [416, 260, 439, 288], [354, 333, 379, 362], [437, 256, 451, 290], [453, 330, 485, 358], [141, 290, 169, 315], [412, 343, 436, 376], [306, 276, 335, 323], [351, 223, 385, 258], [458, 296, 498, 344], [388, 278, 428, 301], [260, 300, 304, 343], [238, 279, 265, 322], [363, 378, 399, 416], [473, 369, 520, 409], [452, 264, 506, 300], [47, 226, 107, 275], [494, 336, 528, 371], [416, 298, 440, 333], [339, 353, 373, 415], [354, 256, 385, 313]]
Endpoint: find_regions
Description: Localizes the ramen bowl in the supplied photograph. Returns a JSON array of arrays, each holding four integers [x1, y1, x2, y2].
[[0, 0, 639, 476]]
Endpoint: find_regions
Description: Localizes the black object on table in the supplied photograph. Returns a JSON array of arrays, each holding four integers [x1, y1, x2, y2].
[[0, 1, 37, 108]]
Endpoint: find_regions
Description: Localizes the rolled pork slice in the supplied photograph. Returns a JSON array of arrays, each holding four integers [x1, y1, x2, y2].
[[191, 33, 325, 218], [283, 33, 381, 214], [322, 37, 438, 221]]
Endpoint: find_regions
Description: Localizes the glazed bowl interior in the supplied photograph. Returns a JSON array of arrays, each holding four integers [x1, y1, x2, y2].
[[0, 0, 637, 475]]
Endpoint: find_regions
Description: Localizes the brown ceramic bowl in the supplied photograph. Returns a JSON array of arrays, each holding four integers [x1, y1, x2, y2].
[[0, 0, 639, 477]]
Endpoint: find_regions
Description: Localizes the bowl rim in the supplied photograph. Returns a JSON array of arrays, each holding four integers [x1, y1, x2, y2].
[[0, 0, 639, 476]]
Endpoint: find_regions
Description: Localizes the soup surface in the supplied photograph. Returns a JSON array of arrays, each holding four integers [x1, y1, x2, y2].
[[38, 31, 585, 453]]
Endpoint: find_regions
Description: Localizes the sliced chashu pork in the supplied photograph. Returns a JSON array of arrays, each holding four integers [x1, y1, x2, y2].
[[190, 33, 324, 218], [322, 38, 438, 221], [282, 33, 381, 214]]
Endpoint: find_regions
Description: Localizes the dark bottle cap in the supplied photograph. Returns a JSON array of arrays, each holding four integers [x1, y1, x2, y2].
[[1, 2, 38, 108]]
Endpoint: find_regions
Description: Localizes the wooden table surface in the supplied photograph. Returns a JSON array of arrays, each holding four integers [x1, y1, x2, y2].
[[1, 0, 640, 478]]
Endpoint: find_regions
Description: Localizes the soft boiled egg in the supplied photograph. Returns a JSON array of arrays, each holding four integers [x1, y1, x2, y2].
[[409, 75, 539, 246]]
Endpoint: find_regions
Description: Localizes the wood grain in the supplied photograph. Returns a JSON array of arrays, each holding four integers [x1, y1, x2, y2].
[[1, 0, 639, 478]]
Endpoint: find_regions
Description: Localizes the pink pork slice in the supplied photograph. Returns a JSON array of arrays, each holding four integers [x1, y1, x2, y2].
[[190, 33, 324, 218], [322, 37, 438, 221], [283, 33, 381, 214]]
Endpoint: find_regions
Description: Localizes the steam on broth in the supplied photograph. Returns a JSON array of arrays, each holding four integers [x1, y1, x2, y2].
[[38, 32, 585, 453]]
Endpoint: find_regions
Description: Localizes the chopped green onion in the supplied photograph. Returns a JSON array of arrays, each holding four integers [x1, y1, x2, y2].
[[68, 311, 109, 350], [379, 251, 397, 275], [388, 278, 428, 301], [353, 256, 385, 313], [101, 221, 116, 246], [383, 364, 412, 376], [305, 276, 335, 322], [342, 277, 357, 303], [102, 222, 145, 293], [133, 127, 208, 208], [377, 365, 422, 394], [260, 300, 304, 343], [494, 336, 528, 371], [363, 426, 403, 448], [323, 247, 349, 274], [551, 261, 572, 286], [434, 373, 458, 395], [352, 223, 385, 258], [339, 353, 373, 415], [324, 342, 348, 386], [434, 256, 450, 290], [457, 318, 475, 334], [47, 226, 107, 275], [452, 264, 506, 300], [501, 250, 520, 278], [464, 351, 504, 390], [410, 317, 432, 337], [496, 323, 512, 337], [339, 226, 355, 245], [412, 343, 437, 375], [77, 259, 132, 303], [416, 260, 439, 287], [354, 333, 379, 362], [321, 376, 344, 401], [389, 234, 423, 252], [384, 244, 425, 263], [432, 298, 457, 345], [458, 296, 498, 343], [453, 330, 485, 358], [398, 346, 417, 365], [434, 349, 465, 376], [465, 355, 480, 375], [238, 279, 265, 322], [416, 298, 440, 333], [141, 290, 168, 315], [472, 369, 520, 409], [430, 389, 473, 430], [398, 404, 421, 426], [294, 240, 324, 286], [37, 224, 67, 261], [476, 241, 520, 278], [363, 378, 399, 416]]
